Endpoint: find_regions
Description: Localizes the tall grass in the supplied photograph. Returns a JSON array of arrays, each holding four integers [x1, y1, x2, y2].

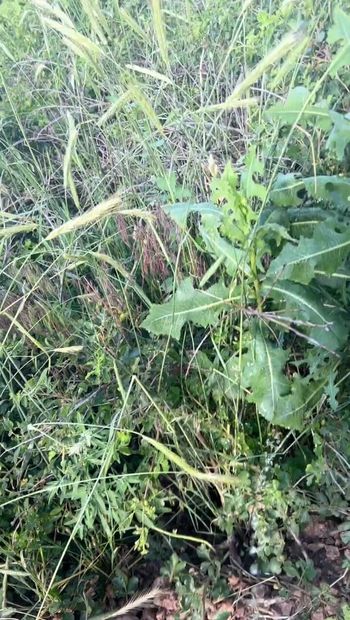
[[0, 0, 347, 616]]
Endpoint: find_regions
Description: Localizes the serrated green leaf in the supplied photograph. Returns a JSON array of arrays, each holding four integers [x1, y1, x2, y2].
[[141, 277, 230, 339], [270, 173, 350, 210], [327, 7, 350, 75], [266, 86, 331, 128], [325, 370, 339, 411], [263, 280, 348, 351], [326, 111, 350, 160], [200, 224, 250, 276], [211, 161, 238, 202], [240, 331, 305, 429], [240, 146, 267, 201], [163, 201, 221, 229], [303, 175, 350, 209], [269, 173, 305, 207], [256, 222, 294, 247], [268, 220, 350, 284], [210, 161, 257, 246]]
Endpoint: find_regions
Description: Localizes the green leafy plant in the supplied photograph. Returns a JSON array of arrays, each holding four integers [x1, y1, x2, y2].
[[142, 150, 350, 429], [1, 0, 350, 616]]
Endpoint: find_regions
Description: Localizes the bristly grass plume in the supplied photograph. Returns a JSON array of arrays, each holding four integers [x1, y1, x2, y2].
[[0, 0, 349, 617]]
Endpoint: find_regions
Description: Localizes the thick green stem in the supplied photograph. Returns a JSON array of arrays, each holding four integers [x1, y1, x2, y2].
[[250, 244, 263, 312]]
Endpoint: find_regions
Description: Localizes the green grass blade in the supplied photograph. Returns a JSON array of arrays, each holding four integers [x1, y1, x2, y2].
[[150, 0, 169, 68]]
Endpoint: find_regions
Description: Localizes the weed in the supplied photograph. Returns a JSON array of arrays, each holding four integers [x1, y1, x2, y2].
[[0, 0, 350, 617]]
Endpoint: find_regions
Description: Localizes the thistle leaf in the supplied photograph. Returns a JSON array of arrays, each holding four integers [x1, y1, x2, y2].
[[163, 202, 221, 229], [267, 220, 350, 284], [263, 280, 348, 351], [141, 278, 230, 340], [326, 111, 350, 160], [267, 86, 331, 129], [327, 7, 350, 75], [269, 174, 350, 210], [240, 331, 305, 429]]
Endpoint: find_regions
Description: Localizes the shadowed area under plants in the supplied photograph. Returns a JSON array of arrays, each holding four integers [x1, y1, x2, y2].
[[1, 1, 350, 619]]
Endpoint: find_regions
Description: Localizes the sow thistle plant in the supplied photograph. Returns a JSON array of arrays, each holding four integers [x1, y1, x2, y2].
[[142, 144, 350, 430], [2, 1, 350, 613]]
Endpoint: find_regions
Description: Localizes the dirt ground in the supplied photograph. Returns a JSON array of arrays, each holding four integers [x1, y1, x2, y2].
[[126, 518, 350, 620]]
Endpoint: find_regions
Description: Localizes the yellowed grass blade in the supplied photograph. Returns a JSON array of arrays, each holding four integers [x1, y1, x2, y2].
[[0, 211, 18, 219], [271, 35, 309, 89], [61, 37, 100, 71], [91, 251, 151, 307], [0, 41, 15, 62], [79, 0, 108, 44], [117, 209, 152, 219], [41, 16, 102, 58], [61, 36, 88, 61], [33, 1, 101, 69], [46, 194, 122, 240], [34, 63, 47, 82], [149, 521, 214, 551], [0, 312, 46, 353], [117, 5, 149, 42], [229, 30, 305, 101], [130, 84, 163, 133], [97, 90, 132, 127], [63, 113, 80, 209], [91, 251, 130, 278], [32, 0, 75, 28], [150, 0, 169, 68], [201, 29, 306, 112], [142, 435, 238, 485], [126, 64, 172, 85], [0, 223, 37, 238], [89, 587, 163, 620], [98, 85, 163, 133], [200, 96, 258, 113], [52, 345, 84, 353]]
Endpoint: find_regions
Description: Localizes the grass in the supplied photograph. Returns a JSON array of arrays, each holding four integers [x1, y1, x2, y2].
[[1, 0, 350, 618]]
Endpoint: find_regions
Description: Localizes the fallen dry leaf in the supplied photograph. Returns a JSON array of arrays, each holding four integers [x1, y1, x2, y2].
[[307, 543, 324, 553], [216, 601, 233, 613], [275, 600, 294, 616], [324, 545, 341, 561], [228, 575, 245, 590], [141, 610, 157, 620], [304, 520, 331, 540], [311, 610, 326, 620], [207, 600, 233, 620], [155, 591, 178, 614]]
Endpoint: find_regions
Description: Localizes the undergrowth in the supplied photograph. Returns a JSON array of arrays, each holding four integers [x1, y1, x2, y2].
[[0, 0, 350, 618]]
